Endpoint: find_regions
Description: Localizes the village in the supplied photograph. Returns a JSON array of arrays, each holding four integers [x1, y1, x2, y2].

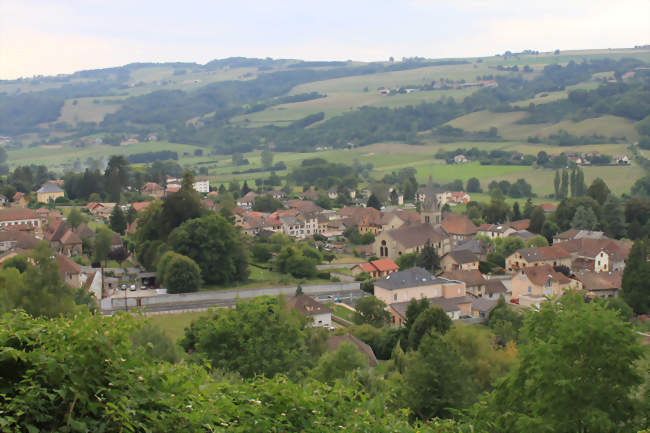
[[0, 172, 633, 333]]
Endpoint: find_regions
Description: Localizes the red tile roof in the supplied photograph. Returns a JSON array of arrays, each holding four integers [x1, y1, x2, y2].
[[441, 212, 478, 235], [0, 208, 38, 221], [371, 258, 399, 272]]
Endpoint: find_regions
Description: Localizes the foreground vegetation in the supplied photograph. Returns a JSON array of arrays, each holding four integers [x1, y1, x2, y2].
[[0, 290, 647, 432]]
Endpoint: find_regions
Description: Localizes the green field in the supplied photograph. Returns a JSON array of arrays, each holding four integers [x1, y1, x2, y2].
[[146, 311, 211, 341], [7, 140, 204, 170]]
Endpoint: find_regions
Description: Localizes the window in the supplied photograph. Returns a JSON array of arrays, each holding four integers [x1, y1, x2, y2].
[[393, 294, 397, 301], [528, 286, 532, 293]]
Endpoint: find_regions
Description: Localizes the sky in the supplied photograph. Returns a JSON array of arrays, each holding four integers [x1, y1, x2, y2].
[[1, 0, 648, 79]]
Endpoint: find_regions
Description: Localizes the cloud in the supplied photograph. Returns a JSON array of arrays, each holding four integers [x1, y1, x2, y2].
[[0, 0, 648, 78]]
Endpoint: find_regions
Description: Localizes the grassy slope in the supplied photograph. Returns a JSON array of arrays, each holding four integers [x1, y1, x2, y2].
[[146, 311, 210, 341]]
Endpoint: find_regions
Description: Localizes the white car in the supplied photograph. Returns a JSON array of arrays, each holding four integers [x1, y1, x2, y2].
[[129, 284, 136, 291]]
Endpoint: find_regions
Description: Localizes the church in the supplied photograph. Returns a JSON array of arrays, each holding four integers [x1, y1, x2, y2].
[[374, 178, 452, 260]]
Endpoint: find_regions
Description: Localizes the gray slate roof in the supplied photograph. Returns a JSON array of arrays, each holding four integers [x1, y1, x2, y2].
[[445, 249, 478, 265], [37, 183, 64, 193], [374, 267, 457, 291]]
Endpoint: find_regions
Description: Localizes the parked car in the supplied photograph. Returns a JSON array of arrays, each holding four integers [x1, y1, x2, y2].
[[459, 315, 473, 319], [129, 284, 137, 291], [510, 298, 519, 304]]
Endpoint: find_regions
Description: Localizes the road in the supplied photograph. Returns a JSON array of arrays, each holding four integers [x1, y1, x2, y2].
[[103, 285, 366, 315]]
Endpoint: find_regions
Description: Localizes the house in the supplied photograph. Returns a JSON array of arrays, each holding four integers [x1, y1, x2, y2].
[[85, 202, 115, 219], [477, 223, 515, 239], [0, 231, 40, 252], [0, 208, 41, 235], [56, 255, 83, 288], [327, 334, 378, 367], [0, 194, 7, 205], [453, 154, 469, 164], [193, 178, 210, 193], [12, 192, 28, 207], [483, 279, 508, 300], [446, 191, 471, 204], [539, 203, 557, 213], [327, 187, 338, 200], [506, 245, 572, 271], [452, 239, 491, 261], [36, 183, 65, 203], [440, 269, 487, 297], [553, 229, 605, 244], [559, 238, 632, 273], [511, 265, 580, 306], [74, 223, 96, 241], [351, 258, 399, 279], [44, 220, 82, 256], [287, 295, 332, 328], [374, 267, 467, 306], [300, 189, 320, 201], [440, 212, 478, 242], [441, 249, 479, 272], [613, 155, 630, 165], [508, 230, 537, 241], [130, 202, 152, 213], [509, 219, 530, 231], [573, 270, 622, 298], [236, 191, 258, 209], [141, 182, 165, 199]]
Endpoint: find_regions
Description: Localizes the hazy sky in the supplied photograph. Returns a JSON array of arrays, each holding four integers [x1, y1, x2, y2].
[[1, 0, 648, 79]]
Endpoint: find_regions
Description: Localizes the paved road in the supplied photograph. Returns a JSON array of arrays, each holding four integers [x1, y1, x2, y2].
[[104, 288, 366, 315]]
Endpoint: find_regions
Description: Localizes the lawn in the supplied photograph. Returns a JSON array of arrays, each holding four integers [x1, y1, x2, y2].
[[200, 265, 332, 292], [328, 304, 358, 323], [146, 311, 211, 341]]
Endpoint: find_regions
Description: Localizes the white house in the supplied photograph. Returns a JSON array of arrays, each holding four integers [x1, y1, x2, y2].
[[193, 178, 210, 193], [287, 295, 332, 328]]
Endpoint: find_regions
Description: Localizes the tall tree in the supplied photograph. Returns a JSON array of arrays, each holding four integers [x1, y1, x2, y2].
[[354, 296, 391, 327], [575, 167, 586, 196], [488, 295, 644, 432], [416, 241, 440, 273], [621, 240, 650, 314], [407, 306, 452, 350], [553, 170, 561, 198], [109, 204, 127, 235], [522, 198, 535, 219], [366, 193, 381, 210], [528, 206, 545, 234], [184, 296, 311, 378], [93, 228, 112, 267], [560, 169, 569, 200], [601, 195, 626, 239], [169, 214, 249, 285], [399, 333, 471, 420], [104, 155, 130, 202], [570, 205, 599, 230], [312, 342, 367, 384], [587, 177, 611, 205], [161, 252, 202, 294], [511, 201, 522, 221], [241, 180, 251, 195], [66, 208, 85, 229], [570, 168, 577, 197], [260, 149, 274, 170], [466, 177, 481, 193]]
